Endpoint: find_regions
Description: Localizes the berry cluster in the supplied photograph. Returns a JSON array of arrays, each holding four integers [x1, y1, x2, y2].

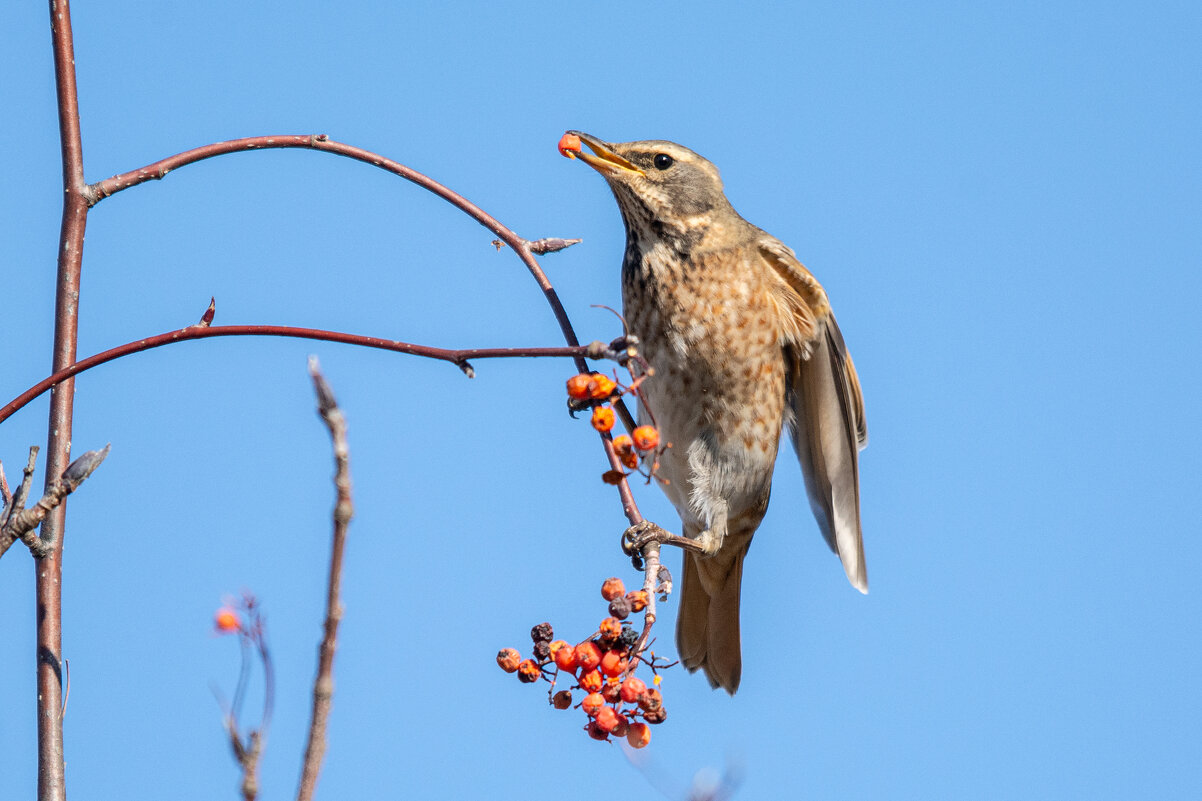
[[496, 577, 671, 747], [565, 371, 662, 475]]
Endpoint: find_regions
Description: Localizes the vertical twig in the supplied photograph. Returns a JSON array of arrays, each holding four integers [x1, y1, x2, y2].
[[40, 2, 90, 799], [297, 359, 353, 801]]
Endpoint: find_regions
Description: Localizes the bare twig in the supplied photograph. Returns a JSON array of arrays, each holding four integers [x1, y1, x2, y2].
[[1, 321, 608, 426], [297, 359, 353, 801], [1, 446, 111, 559], [218, 597, 273, 801]]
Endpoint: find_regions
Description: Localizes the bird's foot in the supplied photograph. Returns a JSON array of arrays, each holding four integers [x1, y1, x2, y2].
[[622, 520, 706, 569]]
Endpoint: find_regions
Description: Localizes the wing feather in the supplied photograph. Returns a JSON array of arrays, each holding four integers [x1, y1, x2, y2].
[[759, 238, 868, 592]]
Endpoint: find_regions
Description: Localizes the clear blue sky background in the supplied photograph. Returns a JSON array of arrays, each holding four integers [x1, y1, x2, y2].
[[3, 2, 1199, 799]]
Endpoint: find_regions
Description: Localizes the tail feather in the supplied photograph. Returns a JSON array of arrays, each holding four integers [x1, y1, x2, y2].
[[676, 538, 751, 694]]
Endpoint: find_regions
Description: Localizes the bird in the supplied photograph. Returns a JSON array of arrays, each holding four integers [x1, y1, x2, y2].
[[564, 131, 868, 694]]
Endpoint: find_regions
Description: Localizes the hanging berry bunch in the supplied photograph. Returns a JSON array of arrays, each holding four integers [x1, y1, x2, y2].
[[496, 577, 674, 747]]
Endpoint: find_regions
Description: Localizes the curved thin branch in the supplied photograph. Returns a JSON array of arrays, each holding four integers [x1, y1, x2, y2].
[[89, 135, 588, 366], [0, 324, 598, 426]]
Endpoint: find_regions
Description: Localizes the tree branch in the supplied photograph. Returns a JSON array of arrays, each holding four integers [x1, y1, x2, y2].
[[296, 360, 352, 801], [1, 318, 622, 426], [41, 2, 89, 796]]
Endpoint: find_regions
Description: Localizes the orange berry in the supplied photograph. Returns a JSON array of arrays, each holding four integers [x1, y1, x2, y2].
[[594, 705, 620, 733], [620, 676, 647, 703], [552, 690, 573, 709], [600, 650, 629, 677], [599, 617, 623, 640], [632, 425, 660, 451], [578, 668, 604, 693], [626, 721, 652, 748], [600, 577, 626, 601], [558, 132, 582, 159], [610, 711, 630, 738], [574, 641, 602, 672], [566, 374, 592, 400], [581, 692, 605, 717], [588, 373, 618, 399], [591, 405, 615, 432], [602, 680, 622, 703], [554, 645, 577, 672], [626, 590, 649, 612], [612, 434, 634, 455], [517, 659, 541, 683], [638, 687, 663, 712], [214, 607, 240, 633], [496, 648, 522, 673]]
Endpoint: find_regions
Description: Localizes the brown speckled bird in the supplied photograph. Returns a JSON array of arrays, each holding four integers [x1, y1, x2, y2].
[[567, 131, 868, 694]]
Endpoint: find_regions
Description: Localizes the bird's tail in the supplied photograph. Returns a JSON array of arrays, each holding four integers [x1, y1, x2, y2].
[[676, 528, 753, 694]]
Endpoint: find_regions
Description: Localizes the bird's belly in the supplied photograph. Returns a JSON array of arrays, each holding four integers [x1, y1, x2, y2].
[[629, 298, 787, 530]]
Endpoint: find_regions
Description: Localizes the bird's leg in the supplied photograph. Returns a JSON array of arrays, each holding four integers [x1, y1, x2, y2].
[[622, 520, 708, 569]]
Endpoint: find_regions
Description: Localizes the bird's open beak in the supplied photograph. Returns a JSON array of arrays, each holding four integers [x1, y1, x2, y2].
[[564, 131, 645, 177]]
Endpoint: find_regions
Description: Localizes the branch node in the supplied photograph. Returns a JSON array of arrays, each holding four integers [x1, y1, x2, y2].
[[457, 360, 476, 379]]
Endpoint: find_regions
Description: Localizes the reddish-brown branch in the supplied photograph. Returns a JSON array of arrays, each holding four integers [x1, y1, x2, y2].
[[1, 323, 600, 426], [297, 361, 352, 801], [89, 134, 590, 371], [41, 2, 88, 798]]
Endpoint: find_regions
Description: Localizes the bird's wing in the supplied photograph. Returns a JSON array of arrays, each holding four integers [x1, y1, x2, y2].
[[758, 237, 869, 593]]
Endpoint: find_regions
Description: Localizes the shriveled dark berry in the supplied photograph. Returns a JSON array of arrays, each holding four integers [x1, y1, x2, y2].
[[608, 596, 632, 620], [618, 627, 639, 649], [643, 705, 667, 724], [530, 622, 554, 643], [602, 681, 622, 703], [533, 640, 551, 661], [552, 690, 573, 709]]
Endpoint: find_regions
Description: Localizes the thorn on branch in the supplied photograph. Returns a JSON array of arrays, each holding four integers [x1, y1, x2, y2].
[[491, 239, 505, 251], [528, 237, 582, 255]]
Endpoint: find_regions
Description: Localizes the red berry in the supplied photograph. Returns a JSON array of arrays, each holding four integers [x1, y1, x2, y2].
[[578, 669, 603, 693], [517, 659, 541, 683], [591, 405, 616, 433], [566, 374, 592, 400], [574, 641, 602, 672], [600, 577, 626, 601], [496, 648, 522, 673], [588, 374, 618, 399], [600, 650, 629, 677], [553, 644, 577, 672], [626, 722, 651, 748], [638, 687, 663, 712], [586, 720, 610, 741], [581, 692, 605, 717], [214, 607, 240, 633], [558, 132, 582, 159], [632, 425, 660, 451], [620, 676, 647, 703], [594, 706, 620, 733], [599, 617, 622, 640]]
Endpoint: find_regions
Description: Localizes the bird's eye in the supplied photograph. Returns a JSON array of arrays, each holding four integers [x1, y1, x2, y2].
[[653, 153, 674, 170]]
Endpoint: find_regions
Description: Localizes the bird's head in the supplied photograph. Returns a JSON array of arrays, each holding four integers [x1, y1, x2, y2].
[[564, 131, 737, 247]]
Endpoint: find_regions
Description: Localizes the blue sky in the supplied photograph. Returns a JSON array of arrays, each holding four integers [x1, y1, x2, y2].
[[2, 1, 1200, 798]]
